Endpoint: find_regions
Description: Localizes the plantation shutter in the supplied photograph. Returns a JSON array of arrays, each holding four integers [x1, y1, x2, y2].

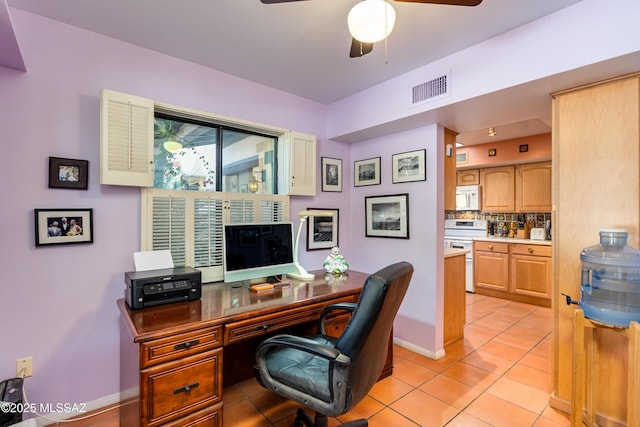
[[193, 197, 224, 269], [100, 89, 154, 186], [150, 195, 187, 266], [142, 190, 289, 283]]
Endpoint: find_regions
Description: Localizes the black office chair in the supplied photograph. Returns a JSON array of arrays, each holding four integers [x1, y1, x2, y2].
[[254, 261, 414, 427]]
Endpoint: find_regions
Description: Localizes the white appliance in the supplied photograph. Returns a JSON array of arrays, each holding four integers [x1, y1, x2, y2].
[[444, 219, 487, 292], [455, 185, 481, 211]]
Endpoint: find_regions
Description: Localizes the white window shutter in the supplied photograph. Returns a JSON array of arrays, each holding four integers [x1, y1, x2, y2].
[[100, 89, 154, 186], [149, 194, 187, 266], [279, 131, 316, 196]]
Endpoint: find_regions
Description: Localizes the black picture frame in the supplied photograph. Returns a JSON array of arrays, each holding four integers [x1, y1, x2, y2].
[[48, 157, 89, 190], [35, 208, 94, 246], [365, 194, 409, 239], [306, 208, 339, 251], [354, 157, 381, 187], [321, 157, 342, 192], [392, 149, 426, 184]]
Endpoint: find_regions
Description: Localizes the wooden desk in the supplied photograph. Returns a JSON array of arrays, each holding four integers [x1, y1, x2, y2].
[[118, 270, 391, 427]]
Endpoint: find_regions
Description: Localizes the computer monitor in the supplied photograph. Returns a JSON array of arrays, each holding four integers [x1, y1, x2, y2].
[[223, 222, 296, 283]]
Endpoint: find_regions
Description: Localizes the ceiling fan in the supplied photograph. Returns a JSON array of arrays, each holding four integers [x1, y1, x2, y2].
[[260, 0, 483, 58]]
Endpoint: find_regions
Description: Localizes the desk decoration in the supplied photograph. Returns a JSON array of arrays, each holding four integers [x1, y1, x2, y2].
[[365, 193, 409, 239], [321, 157, 342, 192], [306, 208, 339, 250], [392, 149, 425, 183], [48, 157, 88, 190], [290, 210, 335, 281], [323, 246, 349, 275], [34, 208, 93, 246]]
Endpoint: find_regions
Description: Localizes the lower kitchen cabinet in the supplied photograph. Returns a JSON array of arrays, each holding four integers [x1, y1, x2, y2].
[[474, 240, 552, 307], [474, 241, 509, 293]]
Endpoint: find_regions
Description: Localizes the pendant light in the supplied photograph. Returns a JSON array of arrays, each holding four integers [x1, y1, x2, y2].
[[348, 0, 396, 43]]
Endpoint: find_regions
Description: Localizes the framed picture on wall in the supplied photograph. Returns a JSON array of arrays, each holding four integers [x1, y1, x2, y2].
[[306, 208, 339, 251], [48, 157, 89, 190], [354, 157, 381, 187], [365, 194, 409, 239], [35, 208, 94, 246], [321, 157, 342, 192], [392, 149, 426, 184]]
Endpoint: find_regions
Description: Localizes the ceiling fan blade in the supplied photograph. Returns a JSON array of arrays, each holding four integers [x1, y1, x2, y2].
[[394, 0, 482, 5], [349, 38, 374, 58], [260, 0, 309, 3]]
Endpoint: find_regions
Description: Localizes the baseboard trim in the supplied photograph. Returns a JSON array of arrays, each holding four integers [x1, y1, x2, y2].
[[393, 337, 446, 360], [15, 392, 120, 427]]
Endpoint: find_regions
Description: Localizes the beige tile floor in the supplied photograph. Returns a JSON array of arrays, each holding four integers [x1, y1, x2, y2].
[[48, 293, 571, 427]]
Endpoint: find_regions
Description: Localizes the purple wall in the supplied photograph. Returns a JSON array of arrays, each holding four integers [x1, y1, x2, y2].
[[0, 9, 350, 412]]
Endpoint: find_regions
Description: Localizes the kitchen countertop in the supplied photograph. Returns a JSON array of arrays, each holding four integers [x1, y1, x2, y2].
[[474, 236, 552, 246], [444, 247, 470, 258]]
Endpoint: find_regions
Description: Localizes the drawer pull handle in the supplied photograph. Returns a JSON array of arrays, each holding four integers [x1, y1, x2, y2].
[[488, 244, 493, 250], [528, 248, 534, 254], [256, 324, 274, 331], [174, 339, 200, 350], [174, 382, 200, 395]]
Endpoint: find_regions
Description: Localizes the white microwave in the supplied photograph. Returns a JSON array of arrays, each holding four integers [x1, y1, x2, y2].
[[455, 185, 481, 211]]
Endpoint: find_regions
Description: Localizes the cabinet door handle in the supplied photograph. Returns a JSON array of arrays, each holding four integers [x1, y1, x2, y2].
[[173, 382, 200, 395], [174, 339, 200, 350], [256, 324, 274, 331]]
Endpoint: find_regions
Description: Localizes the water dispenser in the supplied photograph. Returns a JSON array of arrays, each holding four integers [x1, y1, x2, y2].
[[575, 229, 640, 327]]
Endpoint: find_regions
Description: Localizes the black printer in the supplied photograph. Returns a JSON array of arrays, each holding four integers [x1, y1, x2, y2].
[[125, 266, 201, 310]]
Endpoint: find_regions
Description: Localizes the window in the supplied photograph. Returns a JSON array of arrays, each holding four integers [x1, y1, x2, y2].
[[100, 89, 314, 282], [154, 114, 277, 194]]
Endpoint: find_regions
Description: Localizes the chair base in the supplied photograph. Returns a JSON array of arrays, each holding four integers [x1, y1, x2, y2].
[[293, 408, 367, 427]]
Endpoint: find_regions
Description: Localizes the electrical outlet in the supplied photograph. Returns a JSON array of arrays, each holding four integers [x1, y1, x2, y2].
[[16, 357, 33, 377]]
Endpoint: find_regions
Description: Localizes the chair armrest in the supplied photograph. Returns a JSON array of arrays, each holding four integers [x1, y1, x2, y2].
[[319, 303, 357, 335], [256, 334, 351, 366]]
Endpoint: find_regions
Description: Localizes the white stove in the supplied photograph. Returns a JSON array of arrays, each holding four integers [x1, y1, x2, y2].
[[444, 219, 487, 292]]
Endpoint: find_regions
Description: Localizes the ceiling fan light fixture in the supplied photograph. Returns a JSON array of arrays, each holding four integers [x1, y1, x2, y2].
[[348, 0, 396, 44]]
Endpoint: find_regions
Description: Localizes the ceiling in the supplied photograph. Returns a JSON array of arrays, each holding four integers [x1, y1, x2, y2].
[[3, 0, 609, 145]]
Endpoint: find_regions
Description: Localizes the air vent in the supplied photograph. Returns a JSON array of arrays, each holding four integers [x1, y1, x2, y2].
[[411, 73, 449, 105]]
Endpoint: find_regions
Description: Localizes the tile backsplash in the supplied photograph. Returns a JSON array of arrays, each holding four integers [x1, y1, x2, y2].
[[445, 211, 552, 238]]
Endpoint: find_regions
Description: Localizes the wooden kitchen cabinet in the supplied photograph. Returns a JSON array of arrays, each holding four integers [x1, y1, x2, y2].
[[474, 241, 510, 296], [480, 166, 515, 212], [474, 240, 551, 307], [444, 252, 466, 345], [510, 243, 552, 306], [515, 162, 552, 212], [457, 169, 479, 186]]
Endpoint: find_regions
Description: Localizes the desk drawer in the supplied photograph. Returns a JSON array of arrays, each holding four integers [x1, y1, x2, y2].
[[141, 349, 222, 427], [141, 326, 222, 368], [224, 296, 355, 345]]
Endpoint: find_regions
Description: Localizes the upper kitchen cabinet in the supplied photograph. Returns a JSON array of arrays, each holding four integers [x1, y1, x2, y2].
[[480, 165, 515, 211], [515, 162, 552, 212], [457, 169, 479, 186]]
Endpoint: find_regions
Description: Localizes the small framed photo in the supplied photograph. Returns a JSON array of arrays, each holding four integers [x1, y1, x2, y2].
[[48, 157, 88, 190], [392, 149, 426, 184], [35, 208, 94, 246], [306, 208, 339, 251], [354, 157, 381, 187], [365, 194, 409, 239], [321, 157, 342, 192]]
